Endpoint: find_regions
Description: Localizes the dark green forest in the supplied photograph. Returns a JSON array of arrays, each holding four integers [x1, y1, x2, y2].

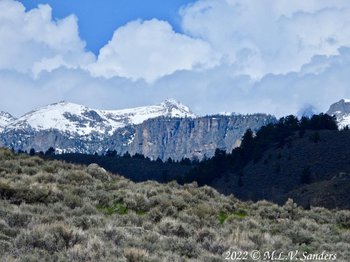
[[51, 152, 195, 183], [184, 113, 338, 185]]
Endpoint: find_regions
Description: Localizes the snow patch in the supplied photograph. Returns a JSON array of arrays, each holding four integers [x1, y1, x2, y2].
[[4, 99, 197, 136], [127, 134, 135, 145], [0, 111, 16, 132]]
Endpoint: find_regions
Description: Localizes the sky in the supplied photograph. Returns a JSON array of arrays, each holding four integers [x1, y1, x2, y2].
[[1, 0, 350, 117], [19, 0, 194, 53]]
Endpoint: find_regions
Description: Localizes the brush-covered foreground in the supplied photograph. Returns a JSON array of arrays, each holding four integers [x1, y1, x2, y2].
[[0, 149, 349, 261]]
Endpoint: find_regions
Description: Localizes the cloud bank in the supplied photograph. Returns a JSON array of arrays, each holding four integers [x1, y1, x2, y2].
[[1, 0, 350, 118], [0, 0, 94, 76], [181, 0, 350, 77], [90, 19, 219, 82]]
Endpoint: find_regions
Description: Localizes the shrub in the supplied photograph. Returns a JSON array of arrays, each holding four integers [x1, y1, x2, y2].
[[0, 239, 10, 253], [336, 210, 350, 229], [15, 223, 85, 253], [86, 164, 111, 182], [21, 166, 39, 176], [34, 171, 57, 183], [67, 236, 109, 262], [96, 202, 128, 216], [191, 203, 216, 219], [158, 217, 191, 237], [6, 211, 32, 228], [287, 227, 314, 245], [103, 225, 126, 245], [64, 193, 84, 209], [162, 237, 199, 258], [124, 248, 149, 262], [124, 193, 150, 213], [195, 227, 217, 243], [63, 170, 93, 184]]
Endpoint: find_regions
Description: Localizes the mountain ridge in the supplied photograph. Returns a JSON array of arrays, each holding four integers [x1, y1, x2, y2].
[[3, 99, 196, 136], [2, 98, 349, 161], [0, 99, 277, 160]]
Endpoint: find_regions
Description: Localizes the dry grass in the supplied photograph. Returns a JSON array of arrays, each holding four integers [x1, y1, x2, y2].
[[0, 148, 349, 261]]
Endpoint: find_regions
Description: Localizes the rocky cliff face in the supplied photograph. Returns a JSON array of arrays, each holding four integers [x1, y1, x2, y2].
[[105, 114, 277, 161], [0, 128, 106, 154], [326, 99, 350, 129], [0, 114, 276, 161]]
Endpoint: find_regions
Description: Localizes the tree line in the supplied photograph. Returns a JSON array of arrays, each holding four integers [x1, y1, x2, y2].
[[183, 114, 338, 185]]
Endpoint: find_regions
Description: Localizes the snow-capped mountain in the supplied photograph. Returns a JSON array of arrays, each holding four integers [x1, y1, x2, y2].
[[4, 99, 196, 136], [326, 99, 350, 129], [0, 99, 276, 160], [0, 111, 16, 132]]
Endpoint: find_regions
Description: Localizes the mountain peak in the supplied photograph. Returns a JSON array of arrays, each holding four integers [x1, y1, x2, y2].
[[0, 111, 16, 131], [0, 111, 15, 119], [47, 101, 82, 108], [162, 98, 182, 106], [327, 99, 350, 115], [160, 98, 196, 118], [340, 98, 350, 103], [327, 99, 350, 129], [161, 98, 187, 110]]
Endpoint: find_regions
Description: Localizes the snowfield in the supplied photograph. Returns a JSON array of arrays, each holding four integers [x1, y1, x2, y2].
[[2, 99, 197, 136]]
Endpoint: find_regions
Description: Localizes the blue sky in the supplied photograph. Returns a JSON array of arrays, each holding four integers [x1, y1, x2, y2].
[[20, 0, 194, 53], [1, 0, 350, 117]]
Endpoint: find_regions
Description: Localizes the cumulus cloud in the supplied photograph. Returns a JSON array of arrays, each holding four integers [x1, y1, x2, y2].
[[1, 0, 350, 119], [90, 19, 218, 82], [0, 0, 94, 76], [180, 0, 350, 77], [3, 48, 350, 118]]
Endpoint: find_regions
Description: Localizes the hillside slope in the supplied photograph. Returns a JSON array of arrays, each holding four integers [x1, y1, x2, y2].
[[0, 148, 349, 261], [213, 129, 350, 209]]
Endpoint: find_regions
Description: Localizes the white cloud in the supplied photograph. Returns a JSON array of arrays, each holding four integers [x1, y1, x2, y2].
[[90, 19, 218, 82], [3, 48, 350, 118], [1, 0, 350, 119], [180, 0, 350, 77], [0, 0, 94, 76], [153, 47, 350, 117]]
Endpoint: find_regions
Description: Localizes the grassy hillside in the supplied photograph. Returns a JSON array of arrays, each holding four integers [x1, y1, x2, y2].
[[0, 148, 349, 261]]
